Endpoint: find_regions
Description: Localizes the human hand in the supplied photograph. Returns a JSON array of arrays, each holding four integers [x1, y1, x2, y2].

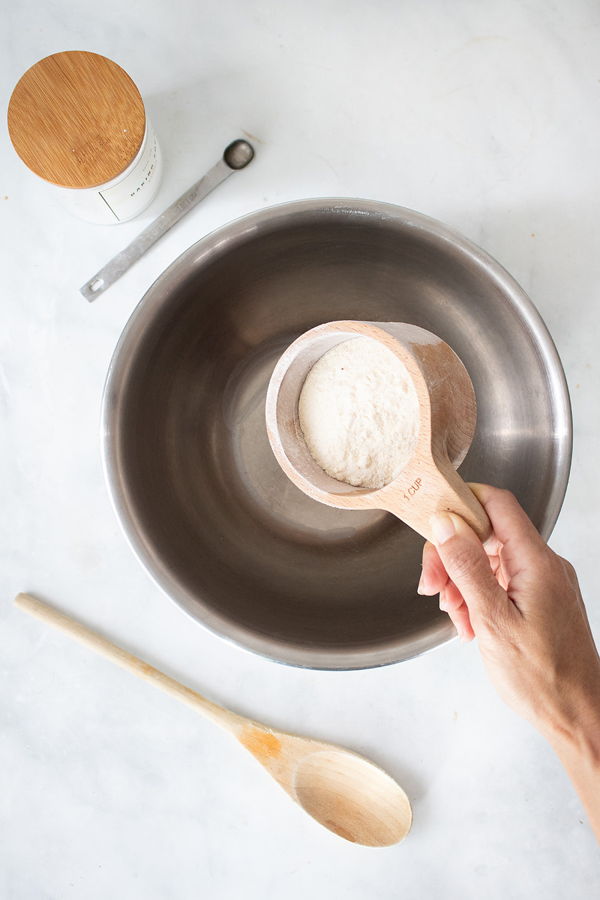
[[418, 484, 600, 737]]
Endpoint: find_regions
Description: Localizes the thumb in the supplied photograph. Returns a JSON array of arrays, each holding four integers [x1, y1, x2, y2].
[[430, 512, 508, 629]]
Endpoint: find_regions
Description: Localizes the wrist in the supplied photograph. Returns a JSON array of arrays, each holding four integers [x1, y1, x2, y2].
[[538, 675, 600, 767], [538, 672, 600, 841]]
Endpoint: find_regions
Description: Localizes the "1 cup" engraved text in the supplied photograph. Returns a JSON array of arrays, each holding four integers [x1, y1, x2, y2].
[[402, 477, 422, 502]]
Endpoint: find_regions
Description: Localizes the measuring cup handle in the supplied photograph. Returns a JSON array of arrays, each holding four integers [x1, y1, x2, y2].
[[427, 460, 491, 542], [383, 458, 491, 543]]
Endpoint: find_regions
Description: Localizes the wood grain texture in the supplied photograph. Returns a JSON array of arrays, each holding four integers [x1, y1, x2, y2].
[[266, 320, 492, 543], [8, 51, 145, 188], [14, 592, 412, 847]]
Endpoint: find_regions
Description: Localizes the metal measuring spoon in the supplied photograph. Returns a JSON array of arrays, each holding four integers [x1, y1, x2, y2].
[[80, 139, 255, 302]]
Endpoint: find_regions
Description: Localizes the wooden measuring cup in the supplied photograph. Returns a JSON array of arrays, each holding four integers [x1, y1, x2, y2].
[[265, 321, 491, 543]]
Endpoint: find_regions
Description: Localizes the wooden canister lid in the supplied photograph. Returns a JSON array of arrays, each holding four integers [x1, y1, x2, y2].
[[8, 50, 146, 189]]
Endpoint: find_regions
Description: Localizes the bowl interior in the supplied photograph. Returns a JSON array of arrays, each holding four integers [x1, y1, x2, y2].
[[105, 201, 570, 668]]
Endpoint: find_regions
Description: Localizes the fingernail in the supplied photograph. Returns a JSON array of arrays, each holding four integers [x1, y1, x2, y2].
[[431, 513, 455, 546], [417, 572, 426, 594]]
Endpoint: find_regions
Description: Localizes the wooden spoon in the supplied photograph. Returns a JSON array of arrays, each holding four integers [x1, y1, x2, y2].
[[14, 593, 412, 847], [266, 320, 491, 543]]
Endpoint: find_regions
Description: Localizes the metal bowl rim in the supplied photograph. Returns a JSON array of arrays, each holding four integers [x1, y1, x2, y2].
[[101, 197, 573, 670]]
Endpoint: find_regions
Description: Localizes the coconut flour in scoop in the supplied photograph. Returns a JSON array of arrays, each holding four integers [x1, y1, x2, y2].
[[298, 337, 420, 489]]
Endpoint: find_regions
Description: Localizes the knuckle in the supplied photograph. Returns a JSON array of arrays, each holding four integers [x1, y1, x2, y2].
[[560, 557, 578, 586], [530, 544, 555, 573], [543, 548, 573, 579], [440, 594, 459, 613]]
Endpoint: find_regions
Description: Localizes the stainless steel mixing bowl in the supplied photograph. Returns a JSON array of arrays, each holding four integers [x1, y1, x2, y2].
[[103, 198, 572, 669]]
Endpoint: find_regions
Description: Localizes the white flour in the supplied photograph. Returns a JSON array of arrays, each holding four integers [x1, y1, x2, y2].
[[298, 337, 419, 489]]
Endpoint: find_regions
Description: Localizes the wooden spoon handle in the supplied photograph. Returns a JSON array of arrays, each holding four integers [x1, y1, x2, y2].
[[14, 593, 244, 733], [384, 460, 491, 543]]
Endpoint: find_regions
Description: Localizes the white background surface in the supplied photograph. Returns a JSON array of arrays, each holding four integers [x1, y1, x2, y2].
[[2, 1, 600, 897]]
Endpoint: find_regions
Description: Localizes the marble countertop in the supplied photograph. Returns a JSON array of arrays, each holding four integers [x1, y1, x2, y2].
[[2, 1, 599, 897]]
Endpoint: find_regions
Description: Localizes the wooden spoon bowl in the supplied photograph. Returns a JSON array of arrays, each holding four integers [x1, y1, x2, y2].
[[266, 320, 491, 542]]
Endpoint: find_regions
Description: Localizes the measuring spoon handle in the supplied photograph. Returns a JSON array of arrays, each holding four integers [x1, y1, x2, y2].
[[80, 158, 233, 301]]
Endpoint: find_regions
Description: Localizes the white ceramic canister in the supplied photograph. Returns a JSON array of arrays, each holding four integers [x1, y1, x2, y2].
[[8, 50, 163, 224]]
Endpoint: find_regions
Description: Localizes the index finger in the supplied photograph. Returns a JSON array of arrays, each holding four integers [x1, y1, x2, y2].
[[418, 540, 449, 595], [468, 484, 547, 576]]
